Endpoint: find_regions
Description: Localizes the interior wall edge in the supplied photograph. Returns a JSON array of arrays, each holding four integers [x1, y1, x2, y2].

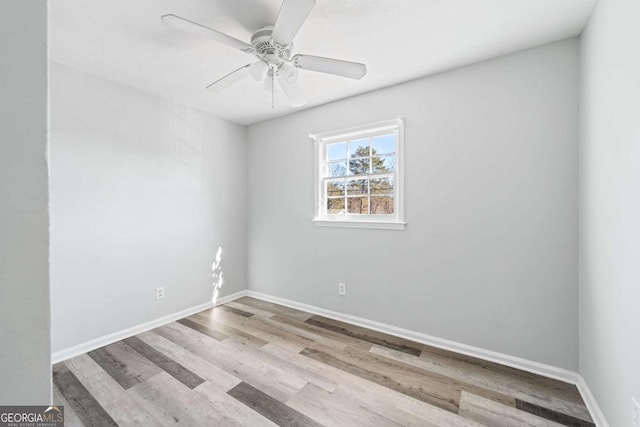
[[0, 0, 51, 405]]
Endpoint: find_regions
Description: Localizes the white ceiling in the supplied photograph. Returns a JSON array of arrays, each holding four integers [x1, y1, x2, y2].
[[49, 0, 596, 125]]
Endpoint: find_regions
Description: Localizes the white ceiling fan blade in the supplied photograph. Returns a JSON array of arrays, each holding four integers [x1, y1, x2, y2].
[[272, 0, 315, 46], [292, 54, 367, 80], [206, 64, 253, 92], [161, 14, 253, 53], [277, 72, 305, 107]]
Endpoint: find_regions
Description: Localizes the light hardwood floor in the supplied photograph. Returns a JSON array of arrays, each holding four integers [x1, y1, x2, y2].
[[53, 297, 594, 426]]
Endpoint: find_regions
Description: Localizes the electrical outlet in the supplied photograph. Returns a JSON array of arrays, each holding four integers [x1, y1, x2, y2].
[[338, 283, 347, 296], [633, 397, 640, 427], [155, 287, 165, 301]]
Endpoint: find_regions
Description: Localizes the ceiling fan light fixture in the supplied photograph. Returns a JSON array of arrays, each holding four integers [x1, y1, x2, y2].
[[249, 61, 269, 81], [278, 80, 305, 107], [279, 62, 299, 83], [264, 69, 280, 93]]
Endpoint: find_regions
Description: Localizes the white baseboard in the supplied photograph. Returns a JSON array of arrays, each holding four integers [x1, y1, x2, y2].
[[51, 290, 247, 364], [246, 290, 577, 384], [576, 375, 610, 427]]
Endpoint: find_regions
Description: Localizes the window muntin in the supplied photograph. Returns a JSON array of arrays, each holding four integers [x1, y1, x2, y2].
[[311, 118, 405, 230], [322, 135, 395, 216]]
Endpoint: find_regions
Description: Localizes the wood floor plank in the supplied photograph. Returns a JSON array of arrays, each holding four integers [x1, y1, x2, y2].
[[330, 383, 441, 427], [129, 372, 277, 427], [305, 315, 423, 356], [176, 317, 227, 341], [127, 373, 207, 427], [241, 315, 318, 349], [516, 399, 596, 427], [228, 381, 323, 427], [52, 363, 119, 427], [137, 331, 241, 392], [420, 345, 585, 404], [260, 315, 349, 350], [224, 301, 275, 318], [194, 381, 279, 427], [190, 312, 269, 348], [155, 322, 307, 402], [287, 382, 402, 427], [223, 335, 338, 392], [269, 314, 372, 351], [261, 342, 374, 391], [459, 391, 565, 427], [262, 342, 487, 427], [65, 354, 167, 427], [123, 336, 205, 389], [218, 304, 255, 318], [301, 343, 464, 413], [52, 383, 84, 427], [237, 297, 313, 321], [198, 307, 313, 353], [372, 344, 592, 422], [396, 395, 488, 427], [88, 341, 162, 389]]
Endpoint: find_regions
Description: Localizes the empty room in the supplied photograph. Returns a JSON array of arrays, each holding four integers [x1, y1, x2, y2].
[[1, 0, 638, 426]]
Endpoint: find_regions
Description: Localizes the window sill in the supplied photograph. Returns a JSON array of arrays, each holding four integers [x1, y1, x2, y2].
[[312, 219, 406, 230]]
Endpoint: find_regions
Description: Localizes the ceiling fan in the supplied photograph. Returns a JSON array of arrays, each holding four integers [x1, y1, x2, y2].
[[161, 0, 367, 108]]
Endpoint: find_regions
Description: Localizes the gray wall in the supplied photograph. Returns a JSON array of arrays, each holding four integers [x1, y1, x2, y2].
[[49, 63, 247, 353], [579, 0, 640, 424], [0, 1, 51, 404], [247, 38, 580, 370]]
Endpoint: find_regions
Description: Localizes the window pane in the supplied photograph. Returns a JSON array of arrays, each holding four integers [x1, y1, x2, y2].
[[347, 179, 368, 195], [327, 142, 346, 162], [349, 158, 370, 175], [370, 177, 394, 194], [348, 138, 369, 158], [370, 195, 394, 215], [347, 197, 369, 214], [328, 161, 347, 177], [326, 180, 345, 197], [371, 134, 395, 155], [327, 197, 345, 214], [372, 155, 395, 173]]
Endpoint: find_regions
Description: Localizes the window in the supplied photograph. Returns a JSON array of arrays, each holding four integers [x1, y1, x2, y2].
[[311, 117, 405, 230]]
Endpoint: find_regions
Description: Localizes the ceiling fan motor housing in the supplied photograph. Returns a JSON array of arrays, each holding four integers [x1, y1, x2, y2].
[[251, 26, 292, 65]]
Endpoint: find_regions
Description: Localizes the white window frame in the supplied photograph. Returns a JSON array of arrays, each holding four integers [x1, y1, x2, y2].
[[310, 117, 405, 230]]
